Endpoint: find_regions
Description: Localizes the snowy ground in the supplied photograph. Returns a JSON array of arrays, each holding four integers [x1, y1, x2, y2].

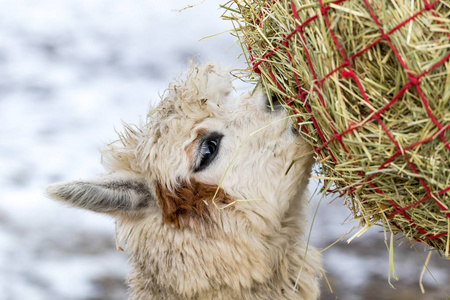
[[0, 1, 448, 299]]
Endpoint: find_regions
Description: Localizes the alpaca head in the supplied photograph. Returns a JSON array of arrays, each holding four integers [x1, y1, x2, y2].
[[47, 63, 313, 233]]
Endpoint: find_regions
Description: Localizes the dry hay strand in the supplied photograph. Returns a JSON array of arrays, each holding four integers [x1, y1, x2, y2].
[[223, 0, 450, 255]]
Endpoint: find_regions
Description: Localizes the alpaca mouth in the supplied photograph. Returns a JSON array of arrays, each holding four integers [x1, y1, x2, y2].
[[291, 124, 300, 136], [265, 93, 283, 111]]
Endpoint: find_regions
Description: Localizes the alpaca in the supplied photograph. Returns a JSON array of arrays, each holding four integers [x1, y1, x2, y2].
[[46, 63, 322, 300]]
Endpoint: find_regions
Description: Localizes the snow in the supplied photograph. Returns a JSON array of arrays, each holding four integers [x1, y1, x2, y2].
[[0, 0, 448, 299], [0, 1, 243, 299]]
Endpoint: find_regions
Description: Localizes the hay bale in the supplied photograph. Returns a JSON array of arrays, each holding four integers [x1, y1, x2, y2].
[[224, 0, 450, 255]]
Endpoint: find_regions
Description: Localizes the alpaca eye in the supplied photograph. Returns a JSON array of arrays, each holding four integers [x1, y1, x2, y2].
[[201, 140, 218, 160], [195, 133, 223, 172]]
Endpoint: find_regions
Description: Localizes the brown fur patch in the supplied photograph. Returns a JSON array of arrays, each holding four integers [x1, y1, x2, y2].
[[184, 128, 207, 168], [155, 179, 232, 229]]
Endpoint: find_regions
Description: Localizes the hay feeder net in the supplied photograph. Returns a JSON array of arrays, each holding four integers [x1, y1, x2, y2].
[[224, 0, 450, 254]]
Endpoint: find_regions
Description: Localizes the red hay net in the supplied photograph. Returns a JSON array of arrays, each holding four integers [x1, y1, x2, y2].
[[248, 0, 450, 246]]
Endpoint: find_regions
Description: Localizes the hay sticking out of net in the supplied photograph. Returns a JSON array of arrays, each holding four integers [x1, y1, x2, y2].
[[223, 0, 450, 254]]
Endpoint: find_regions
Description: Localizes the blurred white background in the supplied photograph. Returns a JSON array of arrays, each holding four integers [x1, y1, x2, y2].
[[0, 1, 448, 299]]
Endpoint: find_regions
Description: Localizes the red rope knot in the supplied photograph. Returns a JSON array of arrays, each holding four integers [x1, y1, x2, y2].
[[296, 88, 308, 102], [341, 69, 356, 81], [423, 1, 436, 11], [252, 64, 261, 74], [312, 145, 319, 154], [311, 78, 323, 90], [379, 29, 390, 41], [285, 98, 294, 106], [320, 6, 328, 16], [408, 74, 420, 85], [333, 133, 342, 141]]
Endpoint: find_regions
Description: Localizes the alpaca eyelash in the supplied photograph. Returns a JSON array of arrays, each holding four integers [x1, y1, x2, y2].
[[194, 132, 223, 173]]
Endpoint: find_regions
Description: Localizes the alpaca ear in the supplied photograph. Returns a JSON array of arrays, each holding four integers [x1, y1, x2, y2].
[[197, 64, 233, 102], [46, 171, 153, 213]]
